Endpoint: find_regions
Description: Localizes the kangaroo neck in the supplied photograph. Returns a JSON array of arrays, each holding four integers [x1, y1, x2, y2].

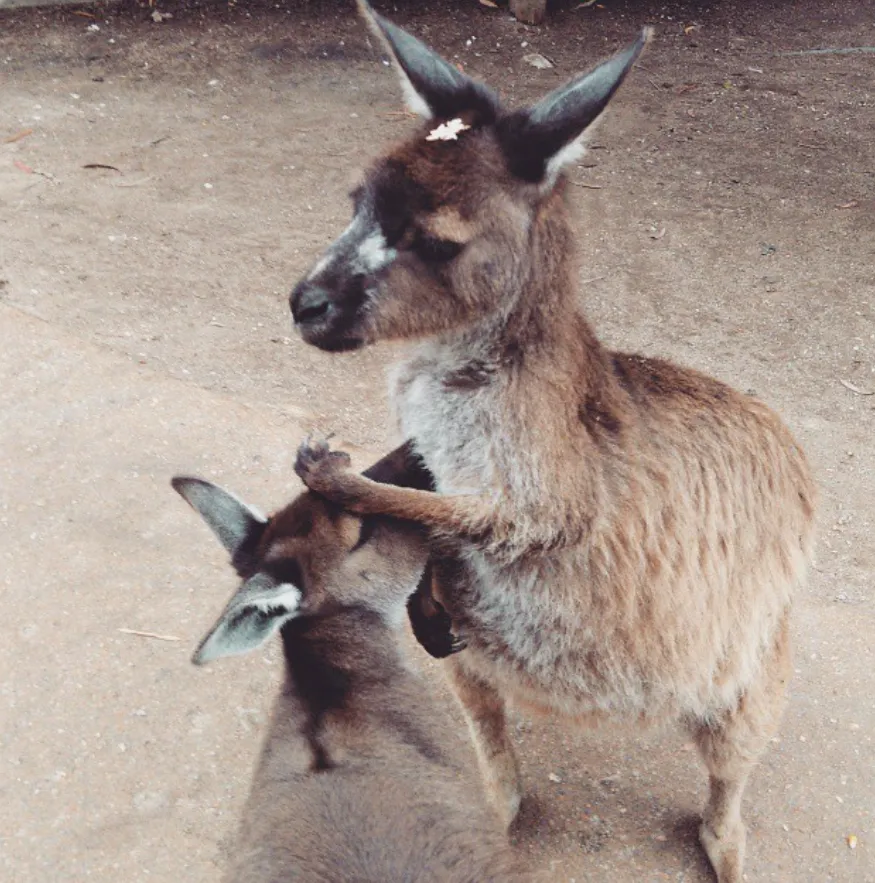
[[280, 607, 402, 722], [436, 188, 605, 381]]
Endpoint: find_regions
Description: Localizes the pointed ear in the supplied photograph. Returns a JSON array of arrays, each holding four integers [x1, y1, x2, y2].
[[498, 29, 651, 186], [192, 573, 302, 665], [358, 0, 498, 121], [171, 476, 267, 575]]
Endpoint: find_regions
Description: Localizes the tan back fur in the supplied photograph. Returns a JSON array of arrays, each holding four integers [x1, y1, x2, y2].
[[289, 8, 817, 883]]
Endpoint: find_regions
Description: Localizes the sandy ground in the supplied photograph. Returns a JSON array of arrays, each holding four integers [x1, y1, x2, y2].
[[1, 0, 873, 880]]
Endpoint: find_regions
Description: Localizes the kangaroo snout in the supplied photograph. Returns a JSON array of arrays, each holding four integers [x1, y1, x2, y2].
[[291, 273, 369, 352], [290, 280, 333, 326]]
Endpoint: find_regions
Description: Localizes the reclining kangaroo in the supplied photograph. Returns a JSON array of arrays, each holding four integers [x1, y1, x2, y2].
[[172, 451, 534, 882], [289, 5, 817, 882]]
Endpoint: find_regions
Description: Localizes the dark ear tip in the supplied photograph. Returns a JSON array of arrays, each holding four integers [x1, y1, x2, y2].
[[171, 475, 203, 495]]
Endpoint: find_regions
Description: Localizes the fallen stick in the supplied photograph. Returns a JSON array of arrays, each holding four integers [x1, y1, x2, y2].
[[4, 128, 33, 144], [119, 627, 181, 642], [839, 378, 875, 396]]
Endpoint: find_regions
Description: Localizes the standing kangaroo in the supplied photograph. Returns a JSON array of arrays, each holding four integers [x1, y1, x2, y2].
[[171, 449, 534, 882], [289, 5, 817, 882]]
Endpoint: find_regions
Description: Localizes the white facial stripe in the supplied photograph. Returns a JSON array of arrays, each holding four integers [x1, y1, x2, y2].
[[308, 210, 396, 280], [307, 252, 333, 281], [307, 215, 364, 280], [356, 231, 397, 274]]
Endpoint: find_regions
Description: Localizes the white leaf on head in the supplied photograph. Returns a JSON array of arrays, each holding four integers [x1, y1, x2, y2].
[[426, 119, 472, 142]]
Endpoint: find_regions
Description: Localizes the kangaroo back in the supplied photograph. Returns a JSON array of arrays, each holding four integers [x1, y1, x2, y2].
[[172, 473, 534, 883], [285, 7, 816, 883]]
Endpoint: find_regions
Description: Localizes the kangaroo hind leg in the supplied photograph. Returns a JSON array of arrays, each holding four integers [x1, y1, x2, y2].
[[693, 614, 792, 883], [447, 657, 523, 830]]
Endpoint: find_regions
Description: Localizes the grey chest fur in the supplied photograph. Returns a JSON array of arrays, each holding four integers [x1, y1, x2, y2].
[[390, 351, 501, 497]]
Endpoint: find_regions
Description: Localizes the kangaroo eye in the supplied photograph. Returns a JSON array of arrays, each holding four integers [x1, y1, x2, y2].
[[412, 233, 464, 263]]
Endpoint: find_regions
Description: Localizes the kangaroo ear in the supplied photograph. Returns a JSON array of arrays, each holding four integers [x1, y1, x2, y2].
[[358, 0, 498, 121], [498, 29, 651, 187], [171, 477, 267, 575], [192, 574, 302, 665]]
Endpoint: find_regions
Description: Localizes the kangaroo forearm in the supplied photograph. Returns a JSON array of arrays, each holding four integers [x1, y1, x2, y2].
[[322, 472, 493, 539]]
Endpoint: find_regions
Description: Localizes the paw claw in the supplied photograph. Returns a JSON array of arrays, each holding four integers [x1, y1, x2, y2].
[[294, 434, 352, 490]]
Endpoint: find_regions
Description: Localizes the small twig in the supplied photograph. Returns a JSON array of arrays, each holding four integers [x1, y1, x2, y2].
[[119, 627, 181, 641], [636, 64, 664, 91], [571, 181, 603, 189], [111, 176, 154, 188], [798, 143, 828, 150], [839, 378, 875, 396], [83, 163, 121, 172], [777, 47, 875, 56], [580, 275, 606, 286], [15, 161, 58, 184], [4, 128, 33, 144]]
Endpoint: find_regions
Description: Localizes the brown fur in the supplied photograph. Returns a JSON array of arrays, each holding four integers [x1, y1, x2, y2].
[[178, 470, 535, 883], [291, 13, 817, 882]]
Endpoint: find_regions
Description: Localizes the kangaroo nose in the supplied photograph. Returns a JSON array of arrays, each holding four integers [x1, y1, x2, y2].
[[291, 282, 332, 326]]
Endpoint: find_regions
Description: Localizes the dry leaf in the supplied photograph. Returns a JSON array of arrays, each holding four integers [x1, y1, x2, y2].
[[479, 0, 499, 7], [523, 53, 554, 70]]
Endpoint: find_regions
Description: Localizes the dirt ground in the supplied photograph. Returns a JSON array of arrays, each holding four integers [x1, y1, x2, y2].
[[0, 0, 872, 880]]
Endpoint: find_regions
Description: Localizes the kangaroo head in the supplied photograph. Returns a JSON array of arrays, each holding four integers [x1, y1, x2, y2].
[[172, 477, 427, 664], [290, 0, 649, 352]]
